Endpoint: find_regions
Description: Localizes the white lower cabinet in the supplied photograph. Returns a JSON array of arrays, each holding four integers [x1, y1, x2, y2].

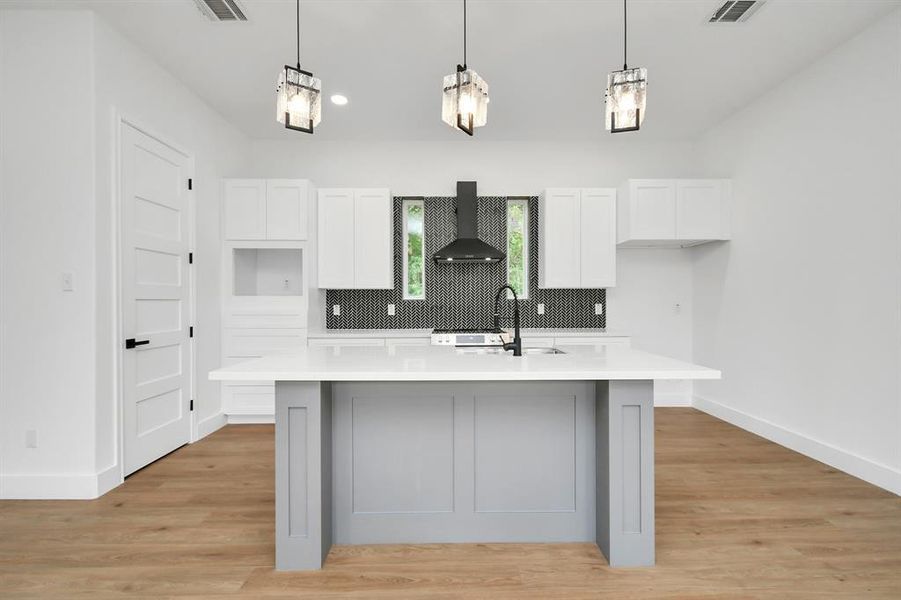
[[221, 328, 307, 421]]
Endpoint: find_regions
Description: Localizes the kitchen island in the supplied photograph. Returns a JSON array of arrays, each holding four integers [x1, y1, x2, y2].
[[210, 343, 720, 571]]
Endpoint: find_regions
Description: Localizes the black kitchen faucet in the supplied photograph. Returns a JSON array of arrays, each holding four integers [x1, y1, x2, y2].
[[493, 285, 522, 357]]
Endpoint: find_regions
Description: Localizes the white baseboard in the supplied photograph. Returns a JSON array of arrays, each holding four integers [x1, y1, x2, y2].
[[693, 395, 901, 496], [654, 393, 693, 407], [197, 412, 228, 440], [227, 413, 275, 424], [96, 464, 123, 497], [1, 464, 121, 500]]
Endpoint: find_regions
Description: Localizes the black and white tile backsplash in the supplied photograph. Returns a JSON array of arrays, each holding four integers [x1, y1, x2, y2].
[[325, 196, 606, 330]]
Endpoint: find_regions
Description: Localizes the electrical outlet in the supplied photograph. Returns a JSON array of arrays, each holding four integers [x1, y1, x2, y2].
[[537, 303, 545, 315], [25, 429, 37, 448], [61, 272, 74, 292], [387, 304, 396, 316], [594, 303, 604, 316], [332, 304, 341, 316]]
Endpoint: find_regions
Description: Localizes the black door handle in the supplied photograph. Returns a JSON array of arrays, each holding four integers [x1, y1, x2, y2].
[[125, 338, 150, 349]]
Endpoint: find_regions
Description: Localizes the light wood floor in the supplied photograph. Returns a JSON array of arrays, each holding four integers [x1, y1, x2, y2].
[[1, 409, 899, 599]]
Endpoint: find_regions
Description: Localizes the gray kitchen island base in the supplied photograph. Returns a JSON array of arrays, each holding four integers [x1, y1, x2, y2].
[[274, 379, 655, 571]]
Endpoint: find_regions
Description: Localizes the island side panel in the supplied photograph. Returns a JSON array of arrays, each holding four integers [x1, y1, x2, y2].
[[275, 381, 333, 571], [595, 379, 655, 567]]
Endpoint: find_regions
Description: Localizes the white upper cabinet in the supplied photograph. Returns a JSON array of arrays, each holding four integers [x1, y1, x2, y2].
[[317, 188, 393, 289], [224, 180, 267, 240], [539, 188, 616, 289], [223, 179, 311, 241], [266, 180, 309, 240], [617, 179, 731, 247]]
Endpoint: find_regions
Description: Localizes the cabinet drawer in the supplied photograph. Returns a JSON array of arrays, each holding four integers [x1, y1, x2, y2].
[[223, 328, 307, 357], [222, 382, 274, 416], [308, 337, 386, 347], [224, 310, 307, 329], [385, 337, 430, 347]]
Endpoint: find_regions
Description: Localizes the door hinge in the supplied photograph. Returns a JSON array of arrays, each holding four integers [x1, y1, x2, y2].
[[188, 178, 193, 190], [188, 252, 193, 264], [190, 399, 194, 411], [189, 326, 194, 338]]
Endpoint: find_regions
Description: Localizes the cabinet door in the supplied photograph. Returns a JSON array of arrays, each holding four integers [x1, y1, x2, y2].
[[317, 189, 355, 288], [353, 189, 394, 289], [629, 180, 676, 240], [266, 180, 308, 240], [579, 189, 617, 288], [676, 180, 727, 240], [539, 189, 581, 288], [224, 180, 266, 240]]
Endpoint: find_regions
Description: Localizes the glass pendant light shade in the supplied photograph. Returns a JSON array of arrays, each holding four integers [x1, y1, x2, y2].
[[442, 66, 489, 135], [276, 65, 321, 133], [605, 67, 647, 132]]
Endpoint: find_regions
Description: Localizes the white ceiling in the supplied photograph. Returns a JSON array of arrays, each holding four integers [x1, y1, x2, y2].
[[4, 0, 898, 141]]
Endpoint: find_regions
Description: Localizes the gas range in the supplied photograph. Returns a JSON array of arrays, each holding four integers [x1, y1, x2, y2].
[[430, 328, 506, 347]]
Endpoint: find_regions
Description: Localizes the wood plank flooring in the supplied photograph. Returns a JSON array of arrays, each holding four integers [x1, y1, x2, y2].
[[1, 409, 899, 599]]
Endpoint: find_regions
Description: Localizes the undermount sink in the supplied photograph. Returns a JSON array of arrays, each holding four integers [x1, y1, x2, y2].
[[455, 346, 566, 355]]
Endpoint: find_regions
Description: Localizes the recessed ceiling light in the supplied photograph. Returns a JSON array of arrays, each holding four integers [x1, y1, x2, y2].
[[330, 94, 348, 106]]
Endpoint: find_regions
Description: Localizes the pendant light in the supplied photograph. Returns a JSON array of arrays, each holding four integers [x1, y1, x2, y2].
[[441, 0, 489, 136], [605, 0, 647, 133], [276, 0, 321, 133]]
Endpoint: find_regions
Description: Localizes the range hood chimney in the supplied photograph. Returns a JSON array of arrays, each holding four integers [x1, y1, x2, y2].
[[433, 182, 505, 264]]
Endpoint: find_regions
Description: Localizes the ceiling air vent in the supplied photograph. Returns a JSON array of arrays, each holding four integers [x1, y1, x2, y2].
[[708, 1, 765, 23], [193, 0, 248, 22]]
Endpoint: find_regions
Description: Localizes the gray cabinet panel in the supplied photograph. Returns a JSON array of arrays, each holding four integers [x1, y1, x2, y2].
[[474, 395, 576, 513], [351, 395, 455, 514]]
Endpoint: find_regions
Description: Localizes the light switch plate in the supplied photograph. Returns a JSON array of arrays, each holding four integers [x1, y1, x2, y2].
[[594, 303, 603, 316], [537, 303, 545, 315], [61, 272, 74, 292], [25, 429, 37, 448], [332, 305, 341, 316], [387, 304, 396, 316]]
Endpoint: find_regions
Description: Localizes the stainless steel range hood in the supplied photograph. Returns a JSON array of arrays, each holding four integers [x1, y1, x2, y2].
[[433, 181, 505, 264]]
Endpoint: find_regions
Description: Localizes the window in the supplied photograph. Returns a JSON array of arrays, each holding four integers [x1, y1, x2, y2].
[[403, 199, 425, 299], [506, 199, 529, 299]]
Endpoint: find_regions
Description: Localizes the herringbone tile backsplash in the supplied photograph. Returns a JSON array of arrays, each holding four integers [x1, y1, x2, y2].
[[325, 197, 606, 330]]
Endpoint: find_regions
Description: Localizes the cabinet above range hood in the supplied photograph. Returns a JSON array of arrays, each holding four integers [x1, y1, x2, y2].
[[433, 181, 505, 264]]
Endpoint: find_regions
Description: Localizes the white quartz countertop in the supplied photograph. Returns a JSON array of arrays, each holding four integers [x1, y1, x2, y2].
[[306, 328, 629, 339], [210, 344, 719, 382]]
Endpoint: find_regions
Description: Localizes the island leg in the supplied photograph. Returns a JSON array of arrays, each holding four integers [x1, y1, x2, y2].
[[595, 380, 655, 567], [275, 381, 333, 571]]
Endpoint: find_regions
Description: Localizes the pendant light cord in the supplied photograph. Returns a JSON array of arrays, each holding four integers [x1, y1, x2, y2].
[[463, 0, 468, 68], [296, 0, 301, 68], [623, 0, 628, 70]]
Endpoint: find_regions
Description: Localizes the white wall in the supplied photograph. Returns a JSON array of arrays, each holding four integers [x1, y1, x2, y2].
[[0, 9, 250, 498], [251, 139, 702, 404], [692, 11, 901, 494], [0, 10, 100, 498], [250, 139, 701, 197]]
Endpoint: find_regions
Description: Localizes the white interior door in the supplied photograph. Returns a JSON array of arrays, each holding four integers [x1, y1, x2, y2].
[[121, 123, 192, 476]]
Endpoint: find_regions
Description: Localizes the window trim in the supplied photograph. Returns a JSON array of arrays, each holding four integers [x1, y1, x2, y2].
[[506, 198, 529, 299], [402, 199, 425, 300]]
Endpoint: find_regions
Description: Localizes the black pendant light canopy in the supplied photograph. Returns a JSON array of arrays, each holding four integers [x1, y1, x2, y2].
[[605, 0, 648, 133], [441, 0, 490, 136], [276, 0, 321, 133]]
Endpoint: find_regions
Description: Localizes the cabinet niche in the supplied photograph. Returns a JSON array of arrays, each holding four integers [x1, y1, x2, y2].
[[233, 248, 304, 297]]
